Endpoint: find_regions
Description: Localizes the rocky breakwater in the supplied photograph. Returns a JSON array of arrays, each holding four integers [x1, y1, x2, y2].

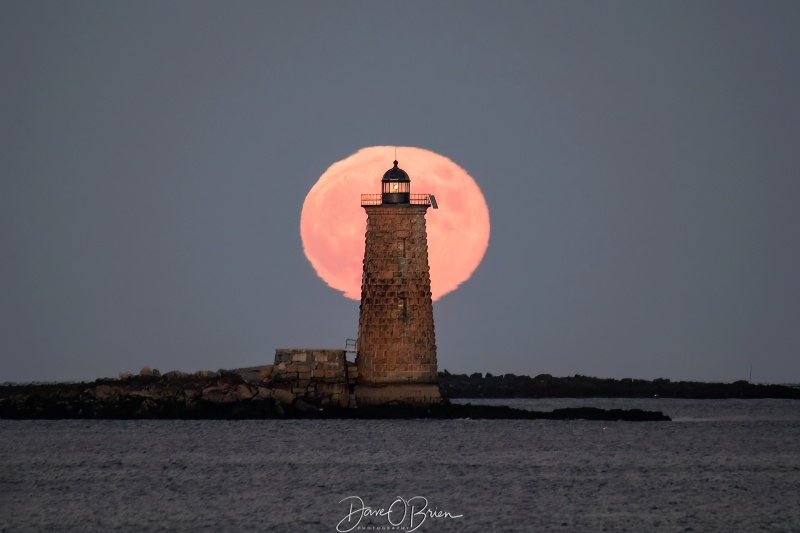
[[0, 367, 279, 419], [0, 366, 670, 421]]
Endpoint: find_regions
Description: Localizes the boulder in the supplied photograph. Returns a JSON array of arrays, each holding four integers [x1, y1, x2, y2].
[[202, 387, 229, 403], [163, 370, 189, 381], [222, 388, 239, 403], [183, 388, 201, 400], [235, 384, 254, 401], [140, 366, 154, 376], [272, 389, 295, 405], [94, 385, 115, 401], [258, 365, 273, 382], [255, 387, 272, 400]]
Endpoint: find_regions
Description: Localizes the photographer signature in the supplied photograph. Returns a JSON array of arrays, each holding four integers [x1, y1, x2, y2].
[[337, 495, 463, 532]]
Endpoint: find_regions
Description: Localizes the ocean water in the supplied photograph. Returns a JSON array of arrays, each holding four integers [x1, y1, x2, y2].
[[1, 398, 799, 533]]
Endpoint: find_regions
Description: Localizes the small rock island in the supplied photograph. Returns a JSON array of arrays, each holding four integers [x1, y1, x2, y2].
[[3, 161, 795, 422], [0, 361, 670, 421]]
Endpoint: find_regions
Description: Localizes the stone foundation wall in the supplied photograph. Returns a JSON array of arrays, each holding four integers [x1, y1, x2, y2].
[[270, 349, 357, 407], [355, 384, 441, 406]]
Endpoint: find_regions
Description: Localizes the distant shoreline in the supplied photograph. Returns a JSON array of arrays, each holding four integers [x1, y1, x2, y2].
[[438, 372, 800, 399], [3, 371, 799, 398]]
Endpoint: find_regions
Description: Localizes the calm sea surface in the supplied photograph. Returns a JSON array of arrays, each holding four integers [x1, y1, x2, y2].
[[1, 398, 799, 533]]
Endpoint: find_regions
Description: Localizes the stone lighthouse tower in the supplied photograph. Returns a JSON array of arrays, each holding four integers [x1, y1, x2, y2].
[[354, 160, 441, 405]]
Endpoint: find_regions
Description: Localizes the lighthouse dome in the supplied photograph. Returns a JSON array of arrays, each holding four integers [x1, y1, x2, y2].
[[382, 161, 410, 183]]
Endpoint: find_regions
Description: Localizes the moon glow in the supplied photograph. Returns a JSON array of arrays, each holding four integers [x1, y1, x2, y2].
[[300, 146, 490, 301]]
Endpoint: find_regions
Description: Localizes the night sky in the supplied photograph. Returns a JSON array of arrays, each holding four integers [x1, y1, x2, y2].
[[2, 1, 799, 384]]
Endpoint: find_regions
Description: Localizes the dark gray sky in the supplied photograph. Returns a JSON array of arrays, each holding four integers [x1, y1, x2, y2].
[[2, 1, 799, 384]]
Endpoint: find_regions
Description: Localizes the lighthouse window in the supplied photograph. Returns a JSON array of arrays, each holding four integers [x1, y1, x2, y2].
[[398, 298, 407, 318], [400, 238, 406, 258]]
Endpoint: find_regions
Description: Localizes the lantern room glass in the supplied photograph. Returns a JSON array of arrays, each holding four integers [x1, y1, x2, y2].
[[382, 181, 410, 195]]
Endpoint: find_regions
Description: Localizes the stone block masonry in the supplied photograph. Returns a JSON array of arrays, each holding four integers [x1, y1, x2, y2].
[[270, 349, 357, 407], [356, 205, 438, 386]]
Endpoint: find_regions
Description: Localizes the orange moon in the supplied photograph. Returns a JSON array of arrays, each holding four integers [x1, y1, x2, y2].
[[300, 146, 490, 301]]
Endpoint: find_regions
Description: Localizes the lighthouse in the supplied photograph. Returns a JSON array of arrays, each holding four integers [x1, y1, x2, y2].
[[354, 161, 441, 405]]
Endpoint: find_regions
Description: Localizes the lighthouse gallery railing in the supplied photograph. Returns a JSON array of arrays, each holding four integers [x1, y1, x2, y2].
[[361, 194, 433, 207]]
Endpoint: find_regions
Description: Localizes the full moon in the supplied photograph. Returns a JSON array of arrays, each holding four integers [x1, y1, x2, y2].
[[300, 146, 490, 301]]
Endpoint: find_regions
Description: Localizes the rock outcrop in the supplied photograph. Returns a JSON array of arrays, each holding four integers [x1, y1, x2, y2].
[[0, 367, 673, 421]]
